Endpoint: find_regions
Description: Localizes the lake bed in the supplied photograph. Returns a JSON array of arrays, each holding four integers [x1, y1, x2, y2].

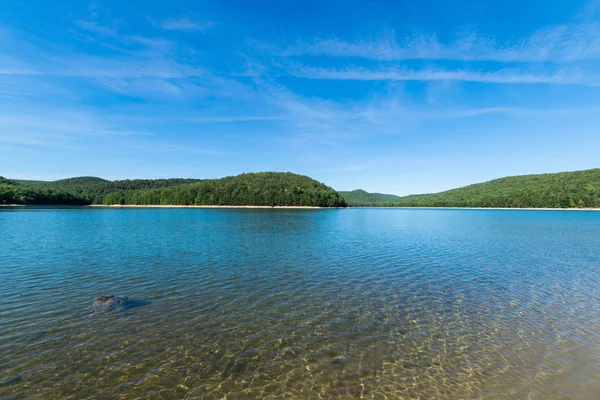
[[1, 208, 599, 399]]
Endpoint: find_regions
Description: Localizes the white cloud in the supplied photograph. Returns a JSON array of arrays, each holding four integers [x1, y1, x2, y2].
[[154, 17, 213, 32], [281, 23, 600, 63], [3, 4, 597, 165], [0, 107, 158, 150], [0, 35, 204, 79], [253, 84, 413, 147], [0, 112, 152, 138], [125, 142, 222, 155], [75, 20, 119, 37], [287, 65, 600, 86], [97, 78, 208, 100], [323, 164, 370, 172], [420, 106, 591, 119], [175, 115, 286, 123], [74, 19, 175, 53]]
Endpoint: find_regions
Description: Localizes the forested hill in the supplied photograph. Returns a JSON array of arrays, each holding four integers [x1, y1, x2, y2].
[[7, 168, 599, 208], [387, 169, 600, 208], [339, 190, 400, 206], [0, 177, 90, 205], [3, 172, 347, 207], [16, 177, 202, 204], [103, 172, 347, 207]]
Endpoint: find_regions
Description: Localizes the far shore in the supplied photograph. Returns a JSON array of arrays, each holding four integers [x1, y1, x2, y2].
[[351, 206, 600, 211], [88, 204, 327, 209], [2, 204, 600, 211], [94, 205, 600, 211]]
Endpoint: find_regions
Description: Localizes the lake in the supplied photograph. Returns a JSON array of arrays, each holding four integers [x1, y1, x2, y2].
[[1, 207, 599, 399]]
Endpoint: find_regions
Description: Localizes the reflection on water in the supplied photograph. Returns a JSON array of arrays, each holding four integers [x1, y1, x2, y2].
[[1, 208, 599, 399]]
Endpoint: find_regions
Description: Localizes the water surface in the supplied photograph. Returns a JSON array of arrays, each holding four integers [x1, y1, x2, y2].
[[1, 208, 599, 399]]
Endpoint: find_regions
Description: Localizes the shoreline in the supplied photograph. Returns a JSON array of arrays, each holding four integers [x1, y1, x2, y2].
[[350, 206, 600, 211], [88, 204, 327, 209], [2, 204, 600, 211]]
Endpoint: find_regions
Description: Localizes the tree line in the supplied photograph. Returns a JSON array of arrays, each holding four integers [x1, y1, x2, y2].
[[384, 169, 600, 208], [339, 189, 401, 207], [0, 178, 90, 205], [103, 172, 347, 207], [18, 177, 203, 204], [8, 168, 599, 209], [4, 172, 347, 207]]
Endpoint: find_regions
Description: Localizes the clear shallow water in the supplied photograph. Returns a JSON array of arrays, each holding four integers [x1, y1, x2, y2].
[[1, 208, 599, 400]]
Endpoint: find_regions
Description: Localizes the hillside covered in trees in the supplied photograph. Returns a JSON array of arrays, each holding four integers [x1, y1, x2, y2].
[[387, 169, 600, 208], [0, 177, 90, 205], [17, 177, 202, 204], [6, 169, 600, 208], [103, 172, 347, 207], [3, 173, 347, 207], [339, 190, 400, 206]]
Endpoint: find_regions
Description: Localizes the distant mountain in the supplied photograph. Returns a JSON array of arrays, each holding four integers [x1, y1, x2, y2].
[[389, 169, 600, 208], [5, 172, 347, 207], [340, 189, 401, 206]]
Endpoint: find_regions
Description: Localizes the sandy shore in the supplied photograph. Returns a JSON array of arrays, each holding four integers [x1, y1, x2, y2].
[[352, 206, 600, 211], [88, 204, 326, 209], [3, 204, 599, 210]]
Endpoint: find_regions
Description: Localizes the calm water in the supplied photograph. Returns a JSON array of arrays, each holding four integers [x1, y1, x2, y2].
[[1, 208, 600, 399]]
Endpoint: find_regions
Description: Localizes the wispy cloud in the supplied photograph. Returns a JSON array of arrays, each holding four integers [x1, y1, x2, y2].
[[97, 78, 208, 100], [75, 19, 173, 52], [252, 83, 414, 148], [2, 0, 599, 187], [281, 23, 600, 63], [0, 22, 203, 81], [323, 164, 370, 172], [0, 57, 204, 79], [153, 16, 214, 32], [0, 111, 150, 131], [581, 0, 600, 21], [287, 65, 600, 86], [175, 115, 286, 123], [0, 133, 87, 150], [125, 142, 222, 155], [420, 106, 593, 119], [0, 109, 154, 150], [75, 19, 119, 37]]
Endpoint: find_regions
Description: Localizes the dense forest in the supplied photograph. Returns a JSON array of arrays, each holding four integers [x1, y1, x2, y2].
[[5, 169, 600, 208], [339, 190, 400, 206], [17, 177, 202, 204], [3, 172, 347, 207], [0, 177, 90, 205], [385, 169, 600, 208], [102, 172, 347, 207]]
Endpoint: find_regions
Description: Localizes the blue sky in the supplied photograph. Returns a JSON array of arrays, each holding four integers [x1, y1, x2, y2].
[[1, 0, 600, 195]]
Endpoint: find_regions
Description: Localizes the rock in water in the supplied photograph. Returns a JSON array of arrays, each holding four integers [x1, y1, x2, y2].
[[92, 294, 128, 310]]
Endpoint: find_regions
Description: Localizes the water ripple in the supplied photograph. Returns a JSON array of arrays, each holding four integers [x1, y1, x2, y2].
[[1, 208, 599, 399]]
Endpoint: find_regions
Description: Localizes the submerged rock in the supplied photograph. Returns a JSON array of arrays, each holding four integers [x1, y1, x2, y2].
[[0, 374, 22, 387], [92, 294, 128, 310], [90, 295, 151, 315]]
